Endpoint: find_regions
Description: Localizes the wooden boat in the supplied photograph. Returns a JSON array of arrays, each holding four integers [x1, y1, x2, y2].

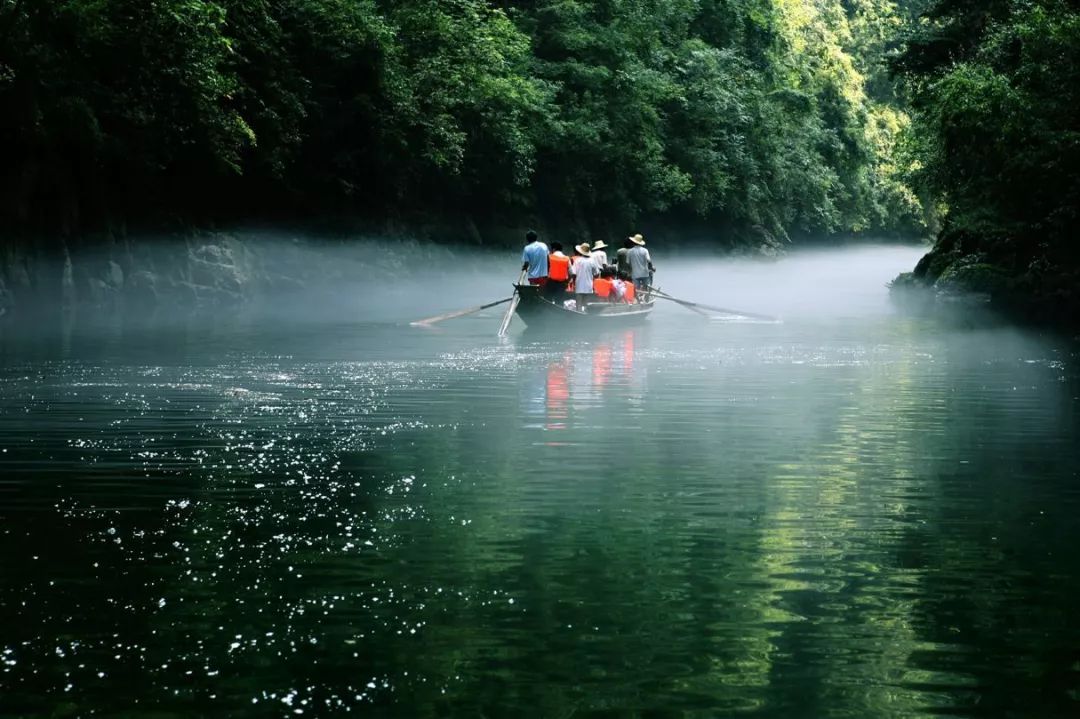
[[512, 284, 655, 328]]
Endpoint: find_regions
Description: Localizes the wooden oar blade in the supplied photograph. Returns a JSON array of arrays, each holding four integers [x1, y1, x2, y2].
[[410, 297, 512, 327], [661, 295, 710, 317], [696, 304, 779, 321], [497, 294, 521, 336], [497, 270, 528, 336], [649, 287, 779, 322]]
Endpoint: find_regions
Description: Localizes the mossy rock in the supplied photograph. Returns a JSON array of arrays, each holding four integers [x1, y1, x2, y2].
[[934, 262, 1010, 294], [888, 271, 920, 290], [913, 248, 958, 282]]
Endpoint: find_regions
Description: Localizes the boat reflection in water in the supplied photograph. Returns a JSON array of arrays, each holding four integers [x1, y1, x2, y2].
[[524, 330, 647, 437], [544, 351, 571, 431]]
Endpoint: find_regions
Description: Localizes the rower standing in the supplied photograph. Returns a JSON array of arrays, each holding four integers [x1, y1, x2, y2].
[[571, 243, 599, 312], [521, 230, 549, 286], [590, 240, 609, 270], [617, 238, 633, 276], [627, 233, 654, 295]]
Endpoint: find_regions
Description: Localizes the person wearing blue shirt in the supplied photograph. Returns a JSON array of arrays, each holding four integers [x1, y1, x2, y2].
[[520, 230, 549, 285]]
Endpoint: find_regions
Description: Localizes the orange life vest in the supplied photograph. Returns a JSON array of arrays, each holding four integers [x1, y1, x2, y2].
[[594, 277, 613, 298], [624, 283, 636, 303], [548, 253, 570, 281]]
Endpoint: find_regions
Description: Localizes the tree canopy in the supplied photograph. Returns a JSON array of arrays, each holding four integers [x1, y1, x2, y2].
[[0, 0, 927, 245], [892, 0, 1080, 317]]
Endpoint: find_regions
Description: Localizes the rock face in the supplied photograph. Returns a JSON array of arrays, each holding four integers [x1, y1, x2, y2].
[[0, 229, 479, 321], [890, 225, 1080, 323], [0, 233, 298, 319], [934, 261, 1009, 295], [1, 224, 538, 322], [0, 275, 11, 318]]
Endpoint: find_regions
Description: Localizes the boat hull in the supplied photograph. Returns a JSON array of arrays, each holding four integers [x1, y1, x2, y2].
[[512, 284, 654, 328]]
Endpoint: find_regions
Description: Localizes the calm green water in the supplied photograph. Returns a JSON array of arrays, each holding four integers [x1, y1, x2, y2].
[[2, 245, 1079, 718]]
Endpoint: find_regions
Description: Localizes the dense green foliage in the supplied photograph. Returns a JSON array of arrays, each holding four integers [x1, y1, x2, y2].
[[894, 0, 1080, 316], [0, 0, 920, 244]]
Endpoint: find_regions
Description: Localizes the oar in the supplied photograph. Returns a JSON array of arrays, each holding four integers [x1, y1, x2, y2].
[[651, 290, 710, 317], [648, 289, 709, 317], [497, 270, 527, 336], [648, 287, 779, 321], [410, 297, 512, 327]]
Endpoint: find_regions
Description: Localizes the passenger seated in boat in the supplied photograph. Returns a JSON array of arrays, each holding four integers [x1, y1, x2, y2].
[[546, 242, 570, 298], [610, 271, 628, 303], [615, 270, 636, 303], [594, 267, 615, 302]]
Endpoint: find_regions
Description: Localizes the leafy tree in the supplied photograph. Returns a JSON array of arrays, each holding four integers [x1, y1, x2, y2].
[[897, 0, 1080, 256], [0, 0, 251, 229], [0, 0, 927, 246]]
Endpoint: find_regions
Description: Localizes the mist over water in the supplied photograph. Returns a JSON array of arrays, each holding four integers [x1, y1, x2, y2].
[[2, 240, 1079, 717], [3, 238, 924, 335]]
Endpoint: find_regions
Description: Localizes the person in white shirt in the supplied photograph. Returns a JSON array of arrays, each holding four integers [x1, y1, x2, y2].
[[571, 243, 599, 312], [590, 240, 609, 270]]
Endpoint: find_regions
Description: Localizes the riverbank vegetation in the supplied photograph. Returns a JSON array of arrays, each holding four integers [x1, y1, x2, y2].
[[1, 0, 923, 249], [890, 0, 1080, 322], [4, 0, 1078, 322]]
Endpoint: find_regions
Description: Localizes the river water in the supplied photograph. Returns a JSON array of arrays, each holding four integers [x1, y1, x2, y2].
[[1, 244, 1079, 717]]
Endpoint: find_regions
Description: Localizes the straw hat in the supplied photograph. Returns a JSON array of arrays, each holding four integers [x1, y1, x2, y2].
[[574, 243, 592, 256], [628, 233, 645, 246], [592, 240, 608, 250]]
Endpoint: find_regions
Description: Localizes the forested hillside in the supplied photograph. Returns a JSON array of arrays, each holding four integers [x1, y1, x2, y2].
[[0, 0, 921, 247], [892, 0, 1080, 320]]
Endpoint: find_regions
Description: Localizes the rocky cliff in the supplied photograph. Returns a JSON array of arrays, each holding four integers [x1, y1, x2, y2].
[[0, 231, 470, 321], [890, 226, 1080, 325]]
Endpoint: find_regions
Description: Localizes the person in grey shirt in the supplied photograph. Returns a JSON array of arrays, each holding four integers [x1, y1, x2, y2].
[[627, 233, 654, 292]]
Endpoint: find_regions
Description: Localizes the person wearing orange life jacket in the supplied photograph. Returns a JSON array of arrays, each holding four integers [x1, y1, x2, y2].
[[593, 276, 613, 301], [593, 267, 616, 301], [546, 242, 571, 299]]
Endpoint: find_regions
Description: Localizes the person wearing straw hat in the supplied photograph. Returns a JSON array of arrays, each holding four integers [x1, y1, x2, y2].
[[590, 239, 609, 269], [570, 242, 599, 312], [567, 240, 589, 286], [627, 233, 654, 295]]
